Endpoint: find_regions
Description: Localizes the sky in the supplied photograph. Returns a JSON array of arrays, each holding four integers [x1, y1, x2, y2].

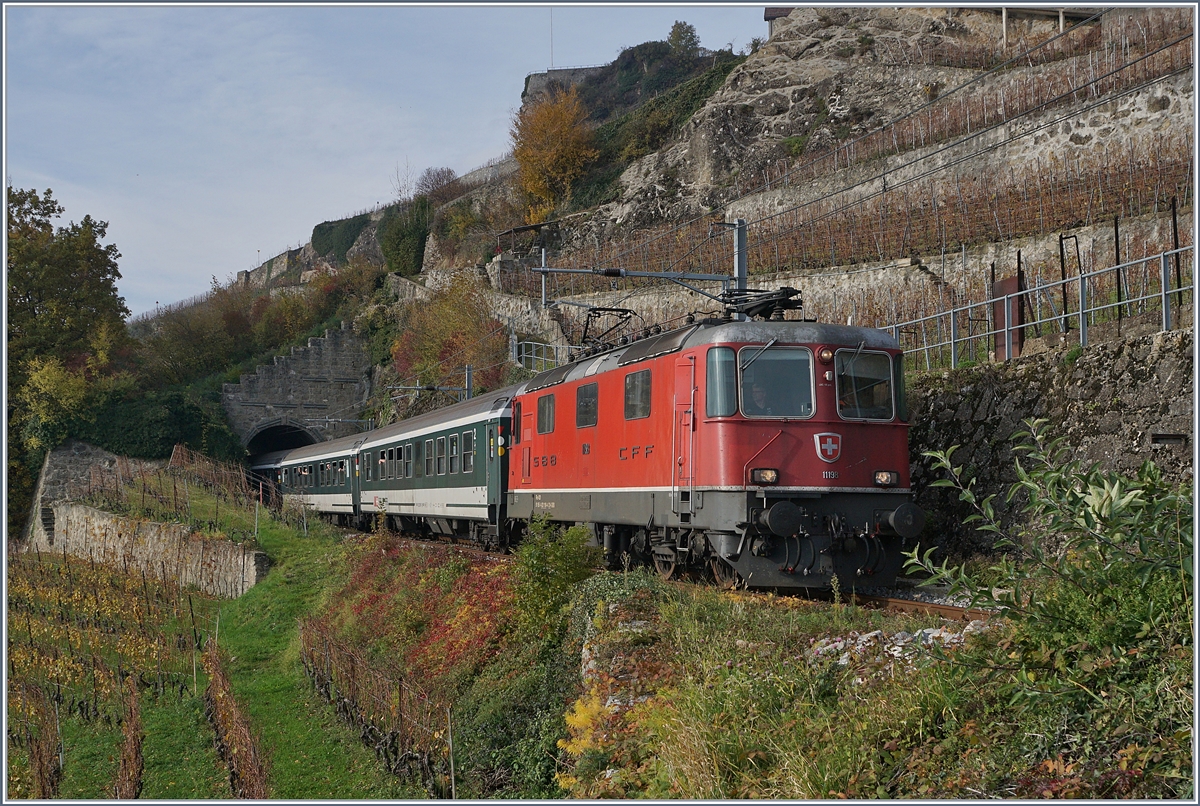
[[4, 2, 771, 318]]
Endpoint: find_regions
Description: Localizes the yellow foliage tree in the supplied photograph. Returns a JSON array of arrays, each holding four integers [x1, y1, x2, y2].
[[16, 357, 91, 451], [510, 86, 598, 223]]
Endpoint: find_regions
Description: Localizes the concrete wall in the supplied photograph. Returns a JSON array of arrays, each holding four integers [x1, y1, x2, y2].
[[25, 503, 268, 599], [907, 326, 1193, 558], [221, 321, 374, 445]]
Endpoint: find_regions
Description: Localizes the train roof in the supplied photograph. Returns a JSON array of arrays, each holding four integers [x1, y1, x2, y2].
[[267, 383, 519, 467], [518, 319, 900, 394]]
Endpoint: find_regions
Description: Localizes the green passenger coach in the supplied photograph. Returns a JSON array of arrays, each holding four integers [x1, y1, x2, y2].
[[273, 388, 514, 547]]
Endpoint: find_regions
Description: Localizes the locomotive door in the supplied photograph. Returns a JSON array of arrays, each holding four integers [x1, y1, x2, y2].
[[519, 405, 534, 485], [672, 356, 696, 516]]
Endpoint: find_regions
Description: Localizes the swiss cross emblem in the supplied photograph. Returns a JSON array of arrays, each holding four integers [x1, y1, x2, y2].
[[814, 432, 842, 463]]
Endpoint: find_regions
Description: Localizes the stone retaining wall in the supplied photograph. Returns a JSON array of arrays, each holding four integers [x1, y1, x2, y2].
[[27, 503, 269, 599], [907, 326, 1192, 558]]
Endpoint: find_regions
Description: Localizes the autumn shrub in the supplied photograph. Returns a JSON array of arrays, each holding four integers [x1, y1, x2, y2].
[[512, 519, 603, 640], [511, 86, 598, 222], [387, 274, 513, 419]]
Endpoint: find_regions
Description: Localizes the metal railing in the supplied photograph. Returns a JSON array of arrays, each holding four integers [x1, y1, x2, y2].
[[885, 246, 1193, 370], [515, 340, 574, 371]]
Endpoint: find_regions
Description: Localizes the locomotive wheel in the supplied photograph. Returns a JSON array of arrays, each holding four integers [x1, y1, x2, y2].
[[653, 554, 677, 580], [709, 557, 740, 589]]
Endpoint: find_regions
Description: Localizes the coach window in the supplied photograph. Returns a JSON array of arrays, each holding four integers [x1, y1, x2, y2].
[[706, 347, 737, 416], [576, 382, 598, 427], [449, 434, 460, 474], [425, 439, 435, 476], [463, 431, 475, 473], [436, 436, 447, 475], [835, 349, 894, 421], [624, 369, 652, 420], [404, 443, 413, 478], [537, 394, 555, 434]]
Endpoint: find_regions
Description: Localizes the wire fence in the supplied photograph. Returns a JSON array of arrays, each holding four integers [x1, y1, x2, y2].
[[298, 619, 451, 793], [884, 246, 1193, 370]]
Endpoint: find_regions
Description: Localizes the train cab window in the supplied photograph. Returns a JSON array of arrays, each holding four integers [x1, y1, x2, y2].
[[835, 349, 894, 421], [425, 439, 435, 476], [449, 434, 459, 474], [537, 394, 555, 434], [739, 347, 814, 418], [576, 383, 598, 427], [436, 437, 447, 475], [624, 369, 652, 420], [462, 431, 475, 473], [706, 347, 738, 417], [511, 403, 522, 444], [404, 443, 413, 478]]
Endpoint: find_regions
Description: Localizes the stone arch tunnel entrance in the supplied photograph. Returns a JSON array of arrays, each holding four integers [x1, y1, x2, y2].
[[245, 420, 323, 460], [221, 323, 374, 462]]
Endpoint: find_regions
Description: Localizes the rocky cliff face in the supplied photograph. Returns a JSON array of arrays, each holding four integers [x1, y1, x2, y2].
[[591, 7, 1017, 231]]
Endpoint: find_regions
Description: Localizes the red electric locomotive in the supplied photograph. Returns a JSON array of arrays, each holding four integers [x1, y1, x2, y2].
[[505, 288, 924, 591]]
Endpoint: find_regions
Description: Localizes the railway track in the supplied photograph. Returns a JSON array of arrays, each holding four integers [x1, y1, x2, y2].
[[852, 594, 993, 622]]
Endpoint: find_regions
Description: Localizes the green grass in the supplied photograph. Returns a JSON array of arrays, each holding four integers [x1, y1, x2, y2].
[[141, 694, 228, 798], [58, 717, 123, 798], [212, 517, 422, 798]]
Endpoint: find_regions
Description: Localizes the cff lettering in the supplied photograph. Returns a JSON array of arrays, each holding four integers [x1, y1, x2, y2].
[[619, 445, 655, 460]]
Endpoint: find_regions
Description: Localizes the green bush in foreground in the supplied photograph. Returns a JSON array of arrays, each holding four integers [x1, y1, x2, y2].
[[907, 418, 1193, 797]]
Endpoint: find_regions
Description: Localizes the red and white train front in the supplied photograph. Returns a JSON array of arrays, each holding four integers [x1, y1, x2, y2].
[[505, 318, 924, 590]]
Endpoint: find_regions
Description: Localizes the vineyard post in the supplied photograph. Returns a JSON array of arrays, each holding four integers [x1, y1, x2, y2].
[[1078, 269, 1089, 346], [1171, 196, 1182, 302], [446, 706, 457, 799], [1114, 216, 1124, 334], [950, 303, 958, 369], [55, 698, 63, 775], [1160, 253, 1173, 331]]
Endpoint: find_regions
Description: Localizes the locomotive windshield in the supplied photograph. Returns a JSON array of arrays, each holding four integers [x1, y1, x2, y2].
[[737, 346, 814, 418], [835, 349, 894, 420]]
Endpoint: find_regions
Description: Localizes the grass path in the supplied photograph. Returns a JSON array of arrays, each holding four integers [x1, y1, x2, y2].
[[213, 519, 421, 798]]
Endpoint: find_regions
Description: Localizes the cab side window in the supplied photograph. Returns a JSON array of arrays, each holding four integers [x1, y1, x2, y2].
[[576, 383, 598, 427], [537, 394, 556, 434], [624, 369, 652, 420]]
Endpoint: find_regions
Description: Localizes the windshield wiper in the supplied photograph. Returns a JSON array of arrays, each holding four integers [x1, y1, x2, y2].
[[740, 338, 777, 373]]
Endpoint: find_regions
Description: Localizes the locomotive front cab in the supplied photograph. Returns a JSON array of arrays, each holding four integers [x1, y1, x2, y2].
[[693, 321, 924, 590]]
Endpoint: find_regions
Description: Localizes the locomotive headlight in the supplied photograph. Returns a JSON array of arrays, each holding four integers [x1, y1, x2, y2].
[[818, 347, 834, 364], [874, 470, 899, 487], [751, 468, 779, 484]]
